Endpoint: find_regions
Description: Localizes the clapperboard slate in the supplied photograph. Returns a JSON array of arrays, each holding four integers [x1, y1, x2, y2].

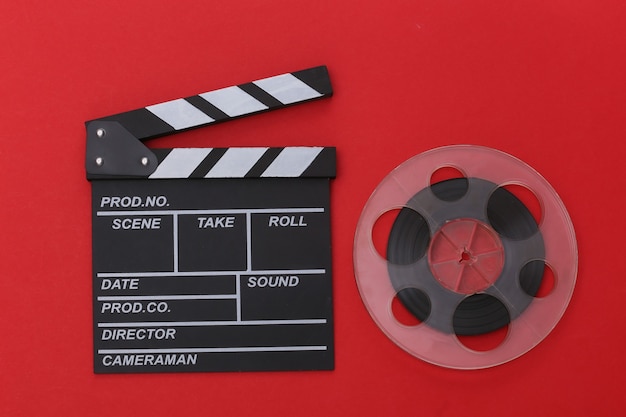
[[85, 66, 335, 373]]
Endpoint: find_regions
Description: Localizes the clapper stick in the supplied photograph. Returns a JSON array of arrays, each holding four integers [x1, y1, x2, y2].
[[86, 66, 332, 179], [86, 66, 336, 374]]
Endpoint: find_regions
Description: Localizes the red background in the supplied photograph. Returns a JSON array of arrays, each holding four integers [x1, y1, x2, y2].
[[1, 1, 625, 415]]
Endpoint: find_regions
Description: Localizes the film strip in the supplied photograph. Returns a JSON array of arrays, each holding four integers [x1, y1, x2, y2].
[[353, 145, 577, 369], [86, 66, 335, 373]]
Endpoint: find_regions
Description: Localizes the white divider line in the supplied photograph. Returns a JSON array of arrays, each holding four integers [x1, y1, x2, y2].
[[236, 274, 242, 322], [97, 319, 327, 328], [99, 346, 327, 354], [97, 269, 326, 278], [96, 207, 325, 216], [97, 294, 236, 301], [173, 213, 179, 273], [246, 211, 252, 271]]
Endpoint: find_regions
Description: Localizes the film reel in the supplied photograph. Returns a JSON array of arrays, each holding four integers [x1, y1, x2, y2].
[[353, 145, 577, 369]]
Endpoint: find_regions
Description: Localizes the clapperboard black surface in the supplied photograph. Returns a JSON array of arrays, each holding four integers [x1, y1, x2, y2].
[[86, 66, 335, 373]]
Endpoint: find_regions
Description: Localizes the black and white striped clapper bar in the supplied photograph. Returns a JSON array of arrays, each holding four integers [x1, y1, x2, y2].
[[86, 66, 336, 374]]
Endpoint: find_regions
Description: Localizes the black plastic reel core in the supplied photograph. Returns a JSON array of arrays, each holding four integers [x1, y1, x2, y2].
[[388, 178, 545, 336]]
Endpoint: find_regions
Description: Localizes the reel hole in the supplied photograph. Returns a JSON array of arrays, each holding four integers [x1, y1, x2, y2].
[[456, 323, 509, 352], [535, 264, 555, 297], [430, 166, 466, 185], [373, 208, 430, 264], [453, 294, 510, 351], [429, 166, 468, 202], [372, 208, 401, 261], [487, 184, 542, 240], [392, 288, 430, 326], [520, 260, 555, 298], [501, 184, 542, 225]]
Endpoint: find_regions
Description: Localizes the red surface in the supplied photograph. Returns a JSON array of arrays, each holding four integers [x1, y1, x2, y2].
[[1, 1, 625, 415]]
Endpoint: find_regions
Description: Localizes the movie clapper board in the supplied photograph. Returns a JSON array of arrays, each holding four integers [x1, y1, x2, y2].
[[85, 66, 335, 373]]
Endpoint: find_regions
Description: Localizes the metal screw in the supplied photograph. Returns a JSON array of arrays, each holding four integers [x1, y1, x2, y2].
[[141, 157, 149, 166], [95, 157, 104, 166], [96, 128, 106, 138]]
